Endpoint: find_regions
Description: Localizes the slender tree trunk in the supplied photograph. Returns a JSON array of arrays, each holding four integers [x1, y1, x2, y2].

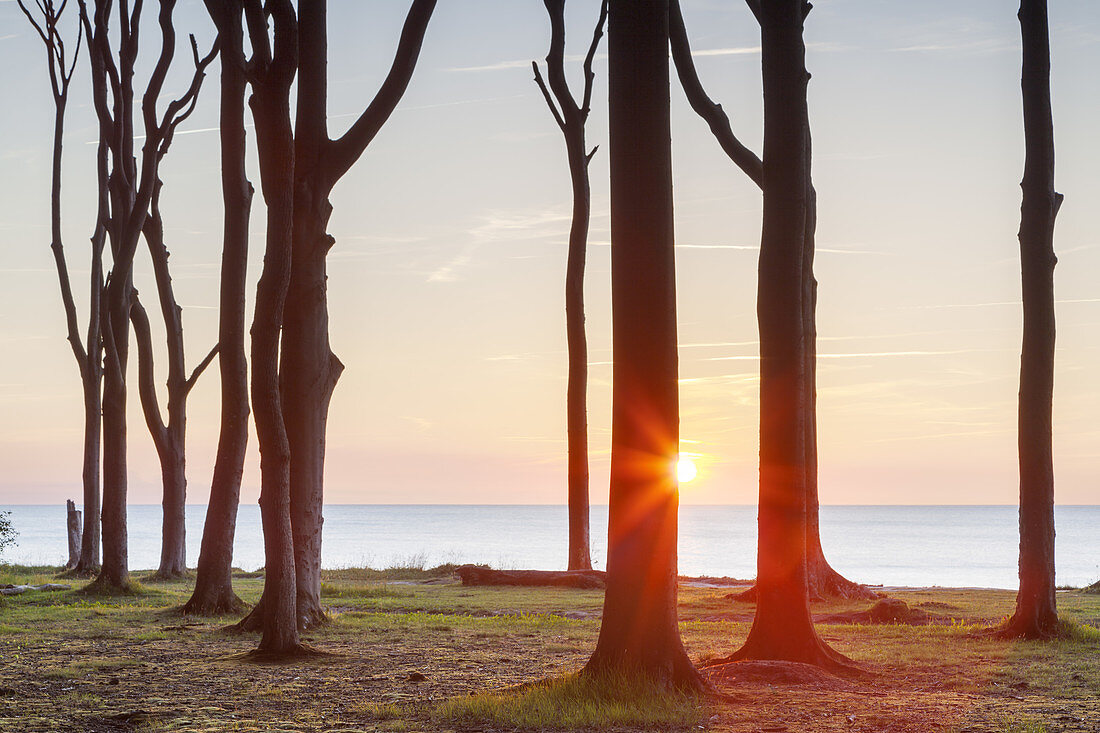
[[533, 0, 605, 573], [76, 370, 102, 573], [582, 0, 702, 690], [730, 0, 847, 668], [236, 0, 306, 654], [187, 0, 251, 615], [251, 85, 303, 656], [565, 138, 592, 572], [1001, 0, 1060, 640]]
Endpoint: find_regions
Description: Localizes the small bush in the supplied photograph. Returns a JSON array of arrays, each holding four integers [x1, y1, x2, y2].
[[0, 512, 16, 559]]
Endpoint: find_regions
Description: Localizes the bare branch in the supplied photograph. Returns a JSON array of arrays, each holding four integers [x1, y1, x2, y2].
[[533, 61, 566, 132], [745, 0, 762, 25], [130, 295, 169, 450], [669, 0, 763, 188], [326, 0, 437, 185], [185, 344, 220, 394], [579, 0, 608, 117]]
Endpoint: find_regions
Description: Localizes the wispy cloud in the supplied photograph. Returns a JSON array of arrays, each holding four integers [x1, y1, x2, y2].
[[446, 45, 764, 74], [911, 298, 1100, 311], [707, 349, 985, 362]]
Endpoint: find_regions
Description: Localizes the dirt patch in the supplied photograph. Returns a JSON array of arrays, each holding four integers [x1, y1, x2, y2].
[[706, 660, 854, 690], [818, 599, 938, 626]]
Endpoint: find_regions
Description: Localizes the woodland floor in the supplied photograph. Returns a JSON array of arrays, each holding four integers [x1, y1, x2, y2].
[[1, 563, 1098, 732]]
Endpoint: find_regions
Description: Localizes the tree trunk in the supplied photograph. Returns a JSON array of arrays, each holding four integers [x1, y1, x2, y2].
[[240, 0, 306, 655], [582, 0, 702, 690], [565, 138, 592, 572], [187, 0, 251, 616], [156, 429, 187, 578], [668, 0, 869, 601], [75, 373, 102, 574], [98, 288, 131, 591], [66, 500, 82, 568], [730, 0, 847, 668], [1001, 0, 1060, 640]]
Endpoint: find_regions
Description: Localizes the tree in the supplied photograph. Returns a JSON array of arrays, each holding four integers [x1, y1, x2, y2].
[[18, 0, 104, 577], [78, 0, 217, 591], [581, 0, 703, 690], [999, 0, 1061, 640], [185, 0, 253, 616], [668, 0, 872, 601], [237, 0, 438, 632], [240, 0, 302, 656], [721, 0, 850, 668], [531, 0, 607, 572]]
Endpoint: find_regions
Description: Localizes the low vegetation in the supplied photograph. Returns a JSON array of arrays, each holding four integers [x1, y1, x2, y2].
[[0, 564, 1097, 732]]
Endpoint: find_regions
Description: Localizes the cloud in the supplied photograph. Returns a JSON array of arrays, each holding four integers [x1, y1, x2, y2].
[[446, 46, 765, 74], [910, 298, 1100, 311]]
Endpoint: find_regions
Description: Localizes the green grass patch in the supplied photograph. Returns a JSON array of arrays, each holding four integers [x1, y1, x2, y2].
[[434, 672, 709, 730], [42, 656, 145, 679], [319, 582, 411, 599]]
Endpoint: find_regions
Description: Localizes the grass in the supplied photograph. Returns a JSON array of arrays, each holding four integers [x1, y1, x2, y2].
[[0, 566, 1098, 732], [434, 672, 709, 730]]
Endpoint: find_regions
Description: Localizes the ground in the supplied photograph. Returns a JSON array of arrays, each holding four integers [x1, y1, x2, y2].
[[1, 563, 1098, 732]]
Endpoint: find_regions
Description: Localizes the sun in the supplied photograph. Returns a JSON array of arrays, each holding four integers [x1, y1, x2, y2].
[[676, 455, 698, 483]]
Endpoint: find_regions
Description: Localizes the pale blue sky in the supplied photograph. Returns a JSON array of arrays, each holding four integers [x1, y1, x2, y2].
[[0, 0, 1098, 506]]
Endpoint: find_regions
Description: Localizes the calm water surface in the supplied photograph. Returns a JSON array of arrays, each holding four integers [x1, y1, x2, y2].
[[1, 504, 1097, 589]]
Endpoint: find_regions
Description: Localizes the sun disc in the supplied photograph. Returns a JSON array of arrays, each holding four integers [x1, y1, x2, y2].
[[676, 455, 698, 483]]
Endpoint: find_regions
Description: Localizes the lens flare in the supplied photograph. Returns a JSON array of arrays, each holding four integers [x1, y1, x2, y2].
[[676, 455, 698, 483]]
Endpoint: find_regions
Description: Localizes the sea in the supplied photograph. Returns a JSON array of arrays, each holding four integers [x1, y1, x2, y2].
[[1, 504, 1097, 589]]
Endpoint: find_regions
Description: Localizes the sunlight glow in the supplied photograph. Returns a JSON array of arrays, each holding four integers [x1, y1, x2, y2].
[[676, 455, 698, 483]]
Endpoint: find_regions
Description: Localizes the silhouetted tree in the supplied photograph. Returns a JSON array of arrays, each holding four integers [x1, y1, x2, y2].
[[18, 0, 104, 576], [722, 0, 850, 668], [234, 0, 437, 633], [532, 0, 607, 572], [240, 0, 302, 656], [185, 0, 253, 616], [669, 0, 872, 601], [132, 176, 219, 580], [582, 0, 704, 690], [999, 0, 1061, 640], [78, 0, 217, 591]]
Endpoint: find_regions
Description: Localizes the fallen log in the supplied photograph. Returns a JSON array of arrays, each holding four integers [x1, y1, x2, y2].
[[454, 565, 606, 589], [0, 583, 72, 596]]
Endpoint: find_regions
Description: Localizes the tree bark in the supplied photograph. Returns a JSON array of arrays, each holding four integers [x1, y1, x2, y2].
[[187, 0, 252, 616], [582, 0, 703, 690], [729, 0, 848, 668], [1000, 0, 1060, 640]]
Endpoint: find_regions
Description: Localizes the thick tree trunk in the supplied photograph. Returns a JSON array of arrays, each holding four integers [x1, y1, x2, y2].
[[730, 0, 847, 668], [582, 0, 702, 690], [187, 0, 251, 616], [1001, 0, 1060, 640]]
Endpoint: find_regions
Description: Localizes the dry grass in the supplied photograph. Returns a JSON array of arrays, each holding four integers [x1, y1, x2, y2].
[[0, 563, 1097, 732]]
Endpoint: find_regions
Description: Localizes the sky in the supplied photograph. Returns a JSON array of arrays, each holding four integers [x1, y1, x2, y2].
[[0, 0, 1098, 507]]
